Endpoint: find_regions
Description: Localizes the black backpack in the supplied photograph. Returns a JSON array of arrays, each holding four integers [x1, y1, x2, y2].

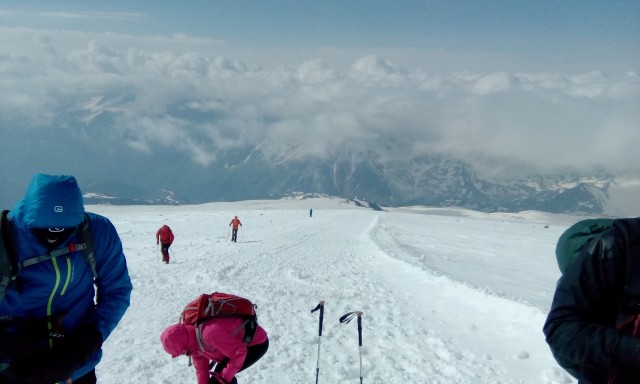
[[554, 218, 615, 274], [552, 218, 640, 379], [0, 210, 97, 304], [555, 218, 640, 291]]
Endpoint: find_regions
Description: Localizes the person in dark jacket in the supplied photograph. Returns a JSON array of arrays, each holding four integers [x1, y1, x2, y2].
[[156, 224, 174, 264], [0, 174, 133, 384], [543, 218, 640, 384]]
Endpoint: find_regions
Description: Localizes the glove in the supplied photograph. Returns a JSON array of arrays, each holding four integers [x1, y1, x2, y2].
[[0, 316, 62, 359], [1, 323, 103, 383], [0, 329, 45, 359], [0, 365, 38, 384], [209, 372, 238, 384], [49, 322, 103, 374]]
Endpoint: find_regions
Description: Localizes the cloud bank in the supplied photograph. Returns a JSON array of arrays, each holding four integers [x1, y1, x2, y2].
[[1, 28, 639, 177]]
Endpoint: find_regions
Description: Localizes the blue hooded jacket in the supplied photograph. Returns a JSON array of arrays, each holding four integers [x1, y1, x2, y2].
[[0, 174, 133, 381]]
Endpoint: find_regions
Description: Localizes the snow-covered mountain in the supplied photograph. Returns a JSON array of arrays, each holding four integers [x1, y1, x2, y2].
[[2, 98, 639, 216], [76, 146, 627, 216]]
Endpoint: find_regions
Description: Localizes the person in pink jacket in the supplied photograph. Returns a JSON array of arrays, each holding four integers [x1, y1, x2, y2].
[[160, 317, 269, 384]]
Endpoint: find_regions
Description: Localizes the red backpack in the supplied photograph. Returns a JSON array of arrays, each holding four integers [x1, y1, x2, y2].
[[179, 292, 258, 351]]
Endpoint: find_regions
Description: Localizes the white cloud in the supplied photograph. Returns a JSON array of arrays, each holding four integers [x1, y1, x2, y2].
[[296, 59, 339, 84], [471, 72, 518, 95], [351, 55, 401, 76], [1, 27, 639, 176], [38, 11, 146, 21]]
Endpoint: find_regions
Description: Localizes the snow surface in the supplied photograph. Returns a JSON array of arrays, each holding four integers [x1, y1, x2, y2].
[[87, 197, 584, 384]]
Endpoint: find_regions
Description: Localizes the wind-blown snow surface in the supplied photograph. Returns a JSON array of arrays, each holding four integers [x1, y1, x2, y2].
[[88, 197, 582, 384]]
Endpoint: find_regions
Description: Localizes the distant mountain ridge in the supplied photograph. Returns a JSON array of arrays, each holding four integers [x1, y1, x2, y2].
[[78, 150, 621, 215], [2, 98, 638, 216]]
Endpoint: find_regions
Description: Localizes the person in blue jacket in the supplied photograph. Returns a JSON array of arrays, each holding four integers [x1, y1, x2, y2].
[[0, 174, 133, 384]]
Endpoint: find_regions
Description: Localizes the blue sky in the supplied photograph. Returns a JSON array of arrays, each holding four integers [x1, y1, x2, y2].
[[1, 1, 639, 182], [2, 0, 638, 73]]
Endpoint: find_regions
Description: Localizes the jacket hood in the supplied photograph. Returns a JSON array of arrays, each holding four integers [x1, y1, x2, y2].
[[160, 323, 192, 358], [18, 174, 85, 229]]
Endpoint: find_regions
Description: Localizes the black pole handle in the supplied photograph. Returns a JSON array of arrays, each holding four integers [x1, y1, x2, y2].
[[311, 300, 325, 336]]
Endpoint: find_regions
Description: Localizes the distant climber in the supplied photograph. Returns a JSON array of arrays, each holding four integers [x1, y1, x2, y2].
[[156, 224, 175, 263], [229, 216, 242, 242]]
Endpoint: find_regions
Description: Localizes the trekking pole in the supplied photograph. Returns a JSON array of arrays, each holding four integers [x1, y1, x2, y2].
[[311, 300, 325, 384], [339, 311, 364, 384]]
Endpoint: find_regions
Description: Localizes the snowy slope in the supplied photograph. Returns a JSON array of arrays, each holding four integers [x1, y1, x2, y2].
[[88, 198, 579, 384]]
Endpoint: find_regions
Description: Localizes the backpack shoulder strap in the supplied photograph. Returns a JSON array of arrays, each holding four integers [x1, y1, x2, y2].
[[613, 218, 640, 301], [240, 316, 258, 344], [78, 213, 97, 280], [195, 322, 212, 352], [194, 316, 258, 353], [0, 210, 18, 303], [15, 214, 97, 280]]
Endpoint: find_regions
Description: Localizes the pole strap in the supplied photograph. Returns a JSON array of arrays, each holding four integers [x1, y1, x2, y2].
[[339, 310, 363, 324]]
